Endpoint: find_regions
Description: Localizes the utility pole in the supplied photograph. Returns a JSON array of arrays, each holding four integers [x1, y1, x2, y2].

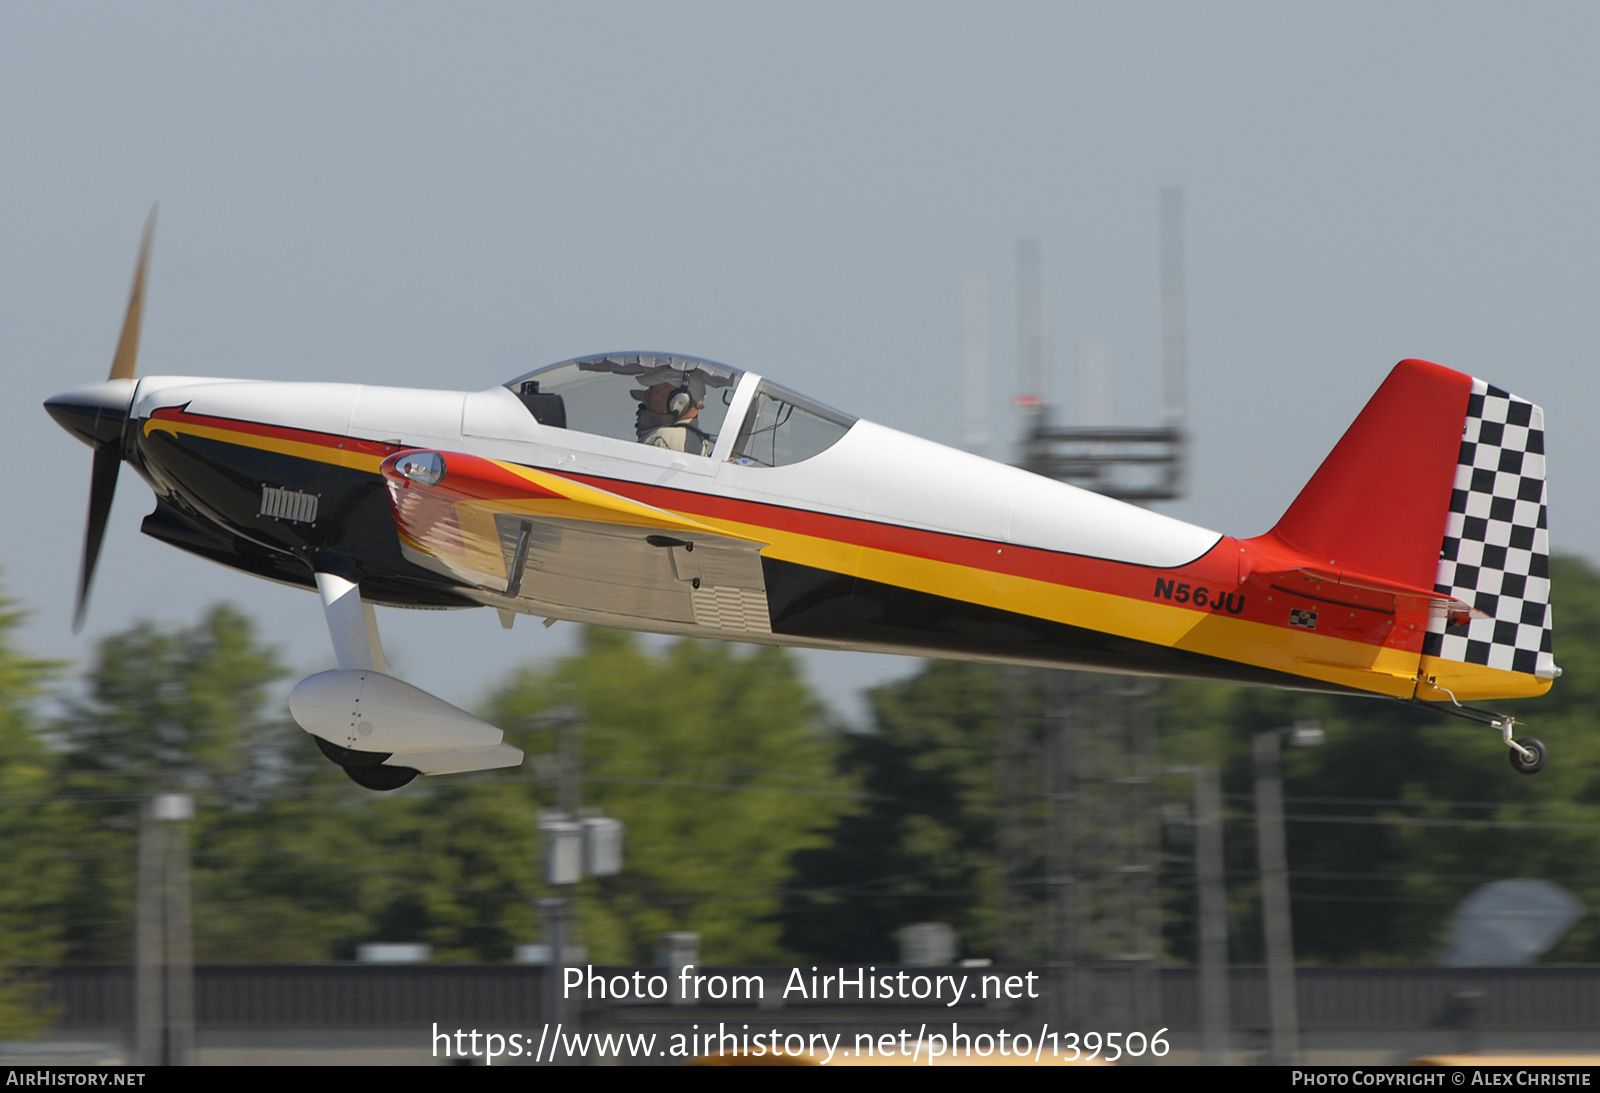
[[134, 793, 194, 1066], [530, 705, 622, 1054], [1253, 721, 1320, 1066], [536, 705, 583, 1046], [1164, 763, 1231, 1065], [1193, 766, 1230, 1065]]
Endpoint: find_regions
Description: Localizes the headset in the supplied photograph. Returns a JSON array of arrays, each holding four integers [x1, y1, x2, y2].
[[666, 383, 693, 416], [641, 380, 695, 419]]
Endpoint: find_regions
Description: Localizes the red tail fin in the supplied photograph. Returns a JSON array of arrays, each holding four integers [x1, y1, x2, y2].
[[1262, 358, 1471, 589]]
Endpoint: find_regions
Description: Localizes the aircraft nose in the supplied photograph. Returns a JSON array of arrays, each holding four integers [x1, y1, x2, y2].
[[44, 378, 138, 448]]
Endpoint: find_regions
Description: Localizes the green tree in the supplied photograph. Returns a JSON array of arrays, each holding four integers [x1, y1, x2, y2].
[[57, 603, 286, 795], [45, 609, 849, 968], [51, 604, 369, 963], [471, 628, 852, 964], [779, 661, 1000, 962], [329, 770, 544, 962], [0, 586, 67, 1036]]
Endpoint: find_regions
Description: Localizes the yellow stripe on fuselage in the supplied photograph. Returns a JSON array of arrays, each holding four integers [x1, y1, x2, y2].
[[684, 510, 1427, 697], [1418, 657, 1551, 702], [146, 415, 1550, 700], [143, 417, 390, 473]]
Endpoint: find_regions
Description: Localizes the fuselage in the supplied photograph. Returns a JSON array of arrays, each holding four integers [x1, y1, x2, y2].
[[49, 360, 1552, 703]]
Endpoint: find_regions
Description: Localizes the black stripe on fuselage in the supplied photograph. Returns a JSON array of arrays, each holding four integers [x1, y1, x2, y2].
[[132, 419, 1363, 689], [762, 556, 1362, 693], [136, 429, 476, 608]]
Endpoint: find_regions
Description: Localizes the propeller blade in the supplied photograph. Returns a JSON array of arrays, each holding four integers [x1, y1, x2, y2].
[[108, 204, 157, 383], [70, 206, 155, 631], [73, 443, 122, 633]]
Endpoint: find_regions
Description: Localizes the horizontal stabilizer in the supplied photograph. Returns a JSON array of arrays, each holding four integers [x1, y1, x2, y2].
[[1250, 563, 1486, 626]]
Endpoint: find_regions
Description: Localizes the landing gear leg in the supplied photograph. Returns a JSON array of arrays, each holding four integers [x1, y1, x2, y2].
[[313, 564, 387, 673], [1406, 687, 1548, 775], [303, 560, 414, 790]]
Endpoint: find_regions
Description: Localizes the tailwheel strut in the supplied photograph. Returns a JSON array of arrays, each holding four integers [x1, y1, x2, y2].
[[1404, 685, 1547, 775]]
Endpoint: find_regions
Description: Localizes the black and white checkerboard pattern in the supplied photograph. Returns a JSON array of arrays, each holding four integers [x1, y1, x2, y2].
[[1421, 378, 1554, 677]]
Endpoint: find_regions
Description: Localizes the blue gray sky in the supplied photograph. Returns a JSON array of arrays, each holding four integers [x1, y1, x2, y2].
[[4, 3, 1597, 722]]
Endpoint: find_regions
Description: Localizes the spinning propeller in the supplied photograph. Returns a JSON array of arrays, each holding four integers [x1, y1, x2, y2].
[[44, 206, 156, 632]]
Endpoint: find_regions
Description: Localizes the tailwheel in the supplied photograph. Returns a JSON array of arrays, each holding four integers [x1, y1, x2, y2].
[[1509, 737, 1548, 776]]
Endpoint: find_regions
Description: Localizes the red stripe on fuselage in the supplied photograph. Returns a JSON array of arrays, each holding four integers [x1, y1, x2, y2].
[[560, 470, 1242, 606], [148, 406, 402, 461], [147, 406, 1417, 653], [556, 472, 1420, 654]]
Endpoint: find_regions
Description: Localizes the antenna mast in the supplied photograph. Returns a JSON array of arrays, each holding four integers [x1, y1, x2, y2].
[[1015, 239, 1049, 417], [962, 272, 991, 454], [1160, 185, 1188, 430], [997, 189, 1195, 1035]]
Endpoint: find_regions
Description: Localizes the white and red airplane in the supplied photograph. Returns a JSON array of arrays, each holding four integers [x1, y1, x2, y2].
[[46, 215, 1558, 788]]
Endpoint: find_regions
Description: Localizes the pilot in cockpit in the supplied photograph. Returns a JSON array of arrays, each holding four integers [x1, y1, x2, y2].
[[632, 367, 713, 455]]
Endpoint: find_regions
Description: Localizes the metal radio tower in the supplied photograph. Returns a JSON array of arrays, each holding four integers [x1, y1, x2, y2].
[[995, 188, 1189, 1033]]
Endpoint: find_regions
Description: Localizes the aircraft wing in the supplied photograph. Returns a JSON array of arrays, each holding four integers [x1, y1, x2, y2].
[[379, 449, 773, 635]]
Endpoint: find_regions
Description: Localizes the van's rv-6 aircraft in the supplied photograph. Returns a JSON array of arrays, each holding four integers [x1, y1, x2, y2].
[[46, 216, 1559, 789]]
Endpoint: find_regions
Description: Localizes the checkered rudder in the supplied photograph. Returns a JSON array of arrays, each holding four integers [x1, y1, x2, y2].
[[1421, 378, 1555, 678]]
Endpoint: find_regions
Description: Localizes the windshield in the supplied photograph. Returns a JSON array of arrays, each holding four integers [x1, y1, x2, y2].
[[729, 380, 856, 467], [504, 353, 743, 455]]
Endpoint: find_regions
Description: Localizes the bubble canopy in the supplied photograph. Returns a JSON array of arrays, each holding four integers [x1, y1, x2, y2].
[[504, 353, 743, 452], [504, 352, 857, 466]]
